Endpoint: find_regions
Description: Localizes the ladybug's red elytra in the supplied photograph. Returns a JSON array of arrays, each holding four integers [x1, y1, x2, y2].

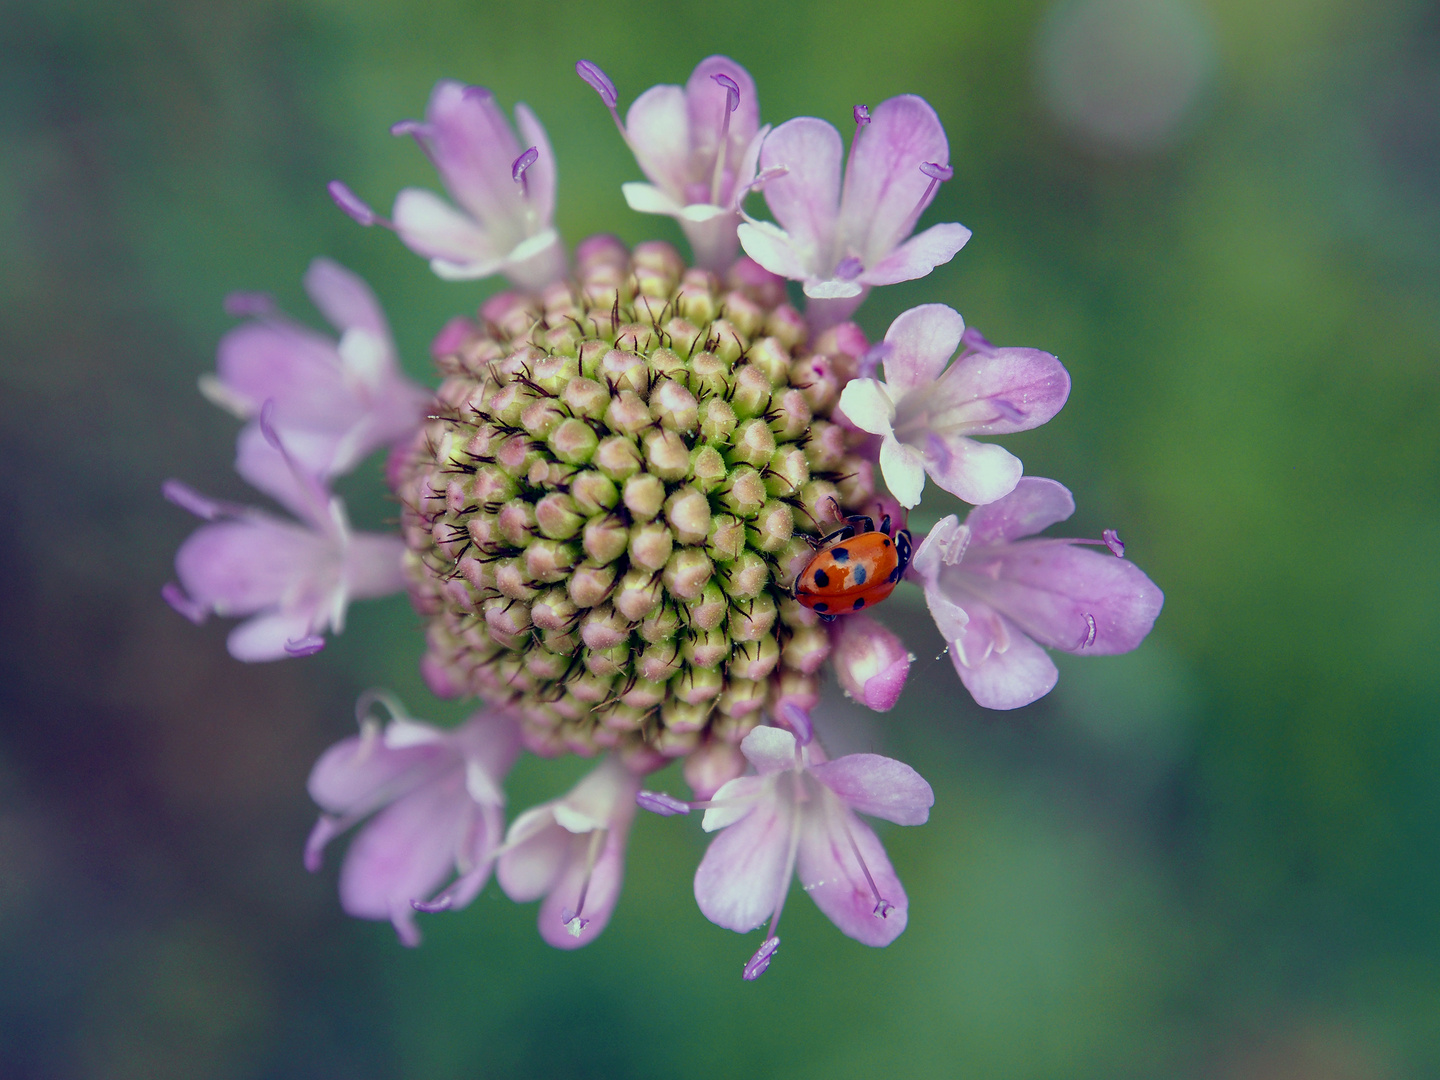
[[792, 508, 913, 622]]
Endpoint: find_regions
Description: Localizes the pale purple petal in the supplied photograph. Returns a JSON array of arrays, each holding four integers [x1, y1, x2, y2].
[[836, 379, 895, 438], [881, 303, 966, 393], [693, 793, 790, 933], [337, 778, 473, 924], [961, 542, 1165, 655], [424, 81, 523, 233], [175, 518, 326, 616], [838, 95, 948, 266], [920, 433, 1022, 506], [626, 84, 690, 197], [756, 117, 843, 274], [952, 619, 1058, 710], [496, 812, 569, 901], [910, 514, 966, 588], [307, 729, 445, 813], [965, 477, 1076, 545], [860, 221, 972, 286], [214, 321, 345, 429], [678, 212, 742, 273], [227, 609, 319, 662], [513, 103, 557, 224], [796, 804, 907, 946], [392, 187, 504, 273], [879, 436, 927, 509], [937, 347, 1071, 436], [861, 658, 909, 711], [536, 827, 628, 949], [736, 220, 813, 282], [700, 776, 765, 832], [453, 709, 523, 786], [686, 57, 759, 176], [303, 258, 389, 339], [622, 181, 684, 217], [738, 725, 798, 775], [811, 754, 934, 825], [234, 424, 330, 522]]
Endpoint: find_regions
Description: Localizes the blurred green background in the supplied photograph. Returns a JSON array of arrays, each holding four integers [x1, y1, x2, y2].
[[2, 0, 1437, 1076]]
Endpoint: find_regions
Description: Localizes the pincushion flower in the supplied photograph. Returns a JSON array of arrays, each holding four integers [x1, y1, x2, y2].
[[688, 725, 934, 978], [304, 696, 521, 946], [737, 95, 972, 326], [161, 411, 406, 661], [351, 80, 565, 289], [910, 477, 1165, 710], [839, 306, 1071, 508], [497, 755, 642, 949], [203, 259, 429, 480], [579, 56, 765, 271]]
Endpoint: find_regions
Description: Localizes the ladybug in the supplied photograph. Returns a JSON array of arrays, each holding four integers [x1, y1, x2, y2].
[[792, 506, 912, 622]]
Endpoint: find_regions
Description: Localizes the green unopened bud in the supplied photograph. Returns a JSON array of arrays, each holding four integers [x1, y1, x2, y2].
[[616, 322, 659, 355], [708, 319, 746, 363], [775, 537, 816, 592], [614, 566, 664, 620], [604, 391, 652, 437], [638, 639, 683, 682], [747, 500, 794, 553], [600, 348, 648, 394], [722, 551, 770, 600], [729, 593, 777, 642], [548, 417, 598, 464], [688, 444, 728, 492], [459, 555, 498, 595], [689, 352, 730, 399], [705, 513, 746, 562], [766, 304, 807, 350], [633, 240, 685, 280], [797, 480, 843, 533], [494, 558, 540, 601], [484, 595, 532, 639], [778, 593, 820, 628], [585, 643, 631, 677], [622, 473, 666, 521], [532, 587, 578, 631], [648, 346, 686, 380], [662, 697, 712, 731], [577, 338, 608, 379], [498, 496, 540, 549], [730, 364, 772, 420], [525, 539, 579, 583], [486, 382, 528, 426], [568, 562, 618, 608], [583, 513, 629, 564], [697, 397, 737, 444], [580, 605, 630, 651], [535, 492, 584, 540], [664, 317, 703, 358], [525, 648, 570, 681], [663, 487, 711, 547], [642, 428, 690, 481], [746, 337, 791, 386], [711, 709, 761, 744], [521, 397, 564, 439], [721, 292, 765, 339], [802, 420, 846, 472], [675, 281, 718, 324], [473, 465, 519, 507], [765, 445, 810, 498], [771, 670, 821, 713], [727, 417, 777, 468], [716, 678, 767, 720], [541, 627, 580, 654], [685, 581, 729, 632], [571, 470, 619, 515], [654, 725, 701, 757], [718, 466, 766, 519], [569, 670, 614, 704], [638, 600, 682, 644], [792, 355, 840, 414], [662, 548, 713, 601], [559, 376, 609, 420], [621, 677, 668, 708], [782, 624, 831, 673], [730, 634, 780, 680], [542, 322, 581, 357], [836, 456, 876, 508], [674, 666, 724, 705], [628, 520, 673, 571], [593, 435, 642, 482], [682, 626, 730, 668], [599, 703, 648, 732], [650, 378, 699, 433]]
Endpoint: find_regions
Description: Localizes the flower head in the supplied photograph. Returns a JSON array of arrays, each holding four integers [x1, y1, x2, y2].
[[161, 409, 406, 661], [839, 306, 1071, 507], [690, 725, 933, 978], [383, 81, 566, 289], [737, 95, 972, 326], [497, 755, 642, 949], [582, 57, 766, 271], [910, 477, 1165, 709], [203, 259, 429, 481], [305, 694, 521, 946]]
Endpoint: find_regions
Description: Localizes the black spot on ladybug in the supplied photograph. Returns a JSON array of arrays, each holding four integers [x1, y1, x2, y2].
[[853, 597, 865, 610], [883, 538, 891, 547], [829, 547, 849, 562], [813, 568, 830, 588], [853, 565, 867, 585], [888, 567, 901, 583], [814, 601, 829, 612]]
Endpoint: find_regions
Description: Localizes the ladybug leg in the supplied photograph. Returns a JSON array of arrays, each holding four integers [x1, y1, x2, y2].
[[816, 611, 836, 624], [879, 514, 892, 537], [895, 529, 913, 575], [817, 524, 857, 546], [846, 515, 875, 535]]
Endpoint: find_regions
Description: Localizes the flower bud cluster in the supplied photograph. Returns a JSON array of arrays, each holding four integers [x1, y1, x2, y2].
[[397, 238, 876, 758]]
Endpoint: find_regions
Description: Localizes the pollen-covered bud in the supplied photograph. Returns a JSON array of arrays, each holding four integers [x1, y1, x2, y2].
[[399, 240, 852, 756]]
